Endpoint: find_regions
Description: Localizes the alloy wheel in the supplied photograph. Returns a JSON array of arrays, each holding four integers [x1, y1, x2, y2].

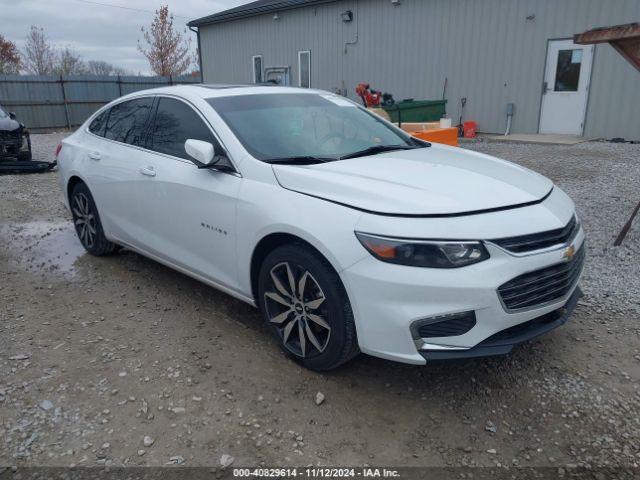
[[72, 192, 96, 249], [263, 262, 331, 358]]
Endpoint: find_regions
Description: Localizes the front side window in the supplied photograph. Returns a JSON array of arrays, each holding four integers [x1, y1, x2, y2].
[[88, 110, 108, 137], [298, 51, 310, 88], [150, 97, 219, 160], [252, 56, 263, 83], [207, 93, 414, 161], [104, 97, 153, 146]]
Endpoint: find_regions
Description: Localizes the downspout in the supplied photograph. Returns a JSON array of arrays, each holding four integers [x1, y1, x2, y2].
[[343, 0, 359, 54], [504, 103, 515, 136], [189, 25, 204, 83]]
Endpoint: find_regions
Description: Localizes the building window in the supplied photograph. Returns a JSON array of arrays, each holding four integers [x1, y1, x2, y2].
[[298, 51, 310, 88], [554, 49, 581, 92], [252, 55, 263, 83]]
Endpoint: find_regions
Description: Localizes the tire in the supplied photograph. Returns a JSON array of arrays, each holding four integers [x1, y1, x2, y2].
[[70, 182, 117, 256], [257, 244, 359, 371]]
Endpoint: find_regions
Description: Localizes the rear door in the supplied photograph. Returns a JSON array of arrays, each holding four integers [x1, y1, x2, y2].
[[85, 96, 155, 245], [140, 96, 242, 290]]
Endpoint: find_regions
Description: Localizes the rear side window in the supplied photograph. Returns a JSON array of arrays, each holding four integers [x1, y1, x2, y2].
[[104, 97, 153, 146], [88, 110, 108, 137], [150, 97, 219, 160]]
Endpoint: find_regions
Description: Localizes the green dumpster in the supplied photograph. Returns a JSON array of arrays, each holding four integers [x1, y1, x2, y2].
[[383, 99, 447, 123]]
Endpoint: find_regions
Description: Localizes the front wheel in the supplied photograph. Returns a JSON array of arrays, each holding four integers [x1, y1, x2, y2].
[[70, 182, 117, 256], [258, 244, 359, 371]]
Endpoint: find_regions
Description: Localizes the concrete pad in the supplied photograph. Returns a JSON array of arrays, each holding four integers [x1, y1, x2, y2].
[[484, 133, 594, 145]]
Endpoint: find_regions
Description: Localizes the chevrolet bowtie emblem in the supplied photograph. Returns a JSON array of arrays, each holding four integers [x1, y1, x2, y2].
[[563, 245, 576, 261]]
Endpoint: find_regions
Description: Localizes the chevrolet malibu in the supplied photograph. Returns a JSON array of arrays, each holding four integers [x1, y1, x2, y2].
[[57, 85, 585, 371]]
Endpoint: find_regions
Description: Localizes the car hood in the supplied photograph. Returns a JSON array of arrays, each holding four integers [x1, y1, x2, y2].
[[272, 145, 553, 216], [0, 116, 21, 132]]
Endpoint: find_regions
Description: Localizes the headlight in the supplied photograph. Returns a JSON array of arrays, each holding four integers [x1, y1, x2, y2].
[[355, 232, 490, 268]]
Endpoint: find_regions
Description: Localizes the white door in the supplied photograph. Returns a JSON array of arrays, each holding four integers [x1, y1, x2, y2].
[[84, 96, 156, 246], [140, 97, 241, 290], [539, 39, 594, 135]]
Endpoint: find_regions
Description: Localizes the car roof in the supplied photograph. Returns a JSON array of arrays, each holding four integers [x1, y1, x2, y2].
[[120, 84, 328, 101]]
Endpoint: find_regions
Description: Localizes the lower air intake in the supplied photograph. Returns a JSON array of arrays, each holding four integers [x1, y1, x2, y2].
[[415, 311, 477, 338]]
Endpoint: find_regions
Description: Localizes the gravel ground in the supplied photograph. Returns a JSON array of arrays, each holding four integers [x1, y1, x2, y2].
[[465, 139, 640, 315], [1, 133, 639, 471]]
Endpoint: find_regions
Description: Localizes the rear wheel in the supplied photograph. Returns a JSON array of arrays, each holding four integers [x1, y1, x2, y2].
[[258, 244, 359, 371], [70, 182, 117, 256]]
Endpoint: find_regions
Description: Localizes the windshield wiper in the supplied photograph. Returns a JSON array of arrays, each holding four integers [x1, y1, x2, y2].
[[338, 144, 422, 160], [264, 156, 334, 165]]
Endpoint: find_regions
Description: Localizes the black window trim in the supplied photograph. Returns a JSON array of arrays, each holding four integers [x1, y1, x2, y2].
[[85, 93, 240, 176]]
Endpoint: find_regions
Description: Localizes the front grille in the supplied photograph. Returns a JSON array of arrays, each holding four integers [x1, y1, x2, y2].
[[416, 312, 476, 338], [498, 246, 585, 311], [491, 216, 578, 254], [0, 129, 21, 142]]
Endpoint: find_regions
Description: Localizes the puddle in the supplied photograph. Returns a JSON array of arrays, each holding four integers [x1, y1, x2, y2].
[[0, 221, 87, 278]]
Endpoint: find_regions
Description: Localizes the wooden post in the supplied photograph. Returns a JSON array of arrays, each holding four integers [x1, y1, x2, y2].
[[59, 75, 71, 129], [117, 74, 122, 96]]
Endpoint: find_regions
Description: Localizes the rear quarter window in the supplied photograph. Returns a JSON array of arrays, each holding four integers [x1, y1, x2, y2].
[[88, 110, 108, 137]]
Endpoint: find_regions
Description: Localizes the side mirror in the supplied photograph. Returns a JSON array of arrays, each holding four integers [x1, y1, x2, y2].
[[185, 139, 214, 165], [184, 138, 235, 172], [9, 112, 16, 120]]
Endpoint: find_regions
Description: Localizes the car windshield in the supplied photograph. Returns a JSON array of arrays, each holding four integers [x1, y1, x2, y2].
[[207, 93, 418, 162], [0, 106, 7, 118]]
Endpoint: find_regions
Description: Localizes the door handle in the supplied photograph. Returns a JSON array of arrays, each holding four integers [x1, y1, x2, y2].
[[139, 166, 156, 177], [88, 151, 101, 161]]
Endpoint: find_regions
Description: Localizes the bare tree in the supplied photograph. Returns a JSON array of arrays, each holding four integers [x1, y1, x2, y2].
[[87, 60, 129, 76], [24, 25, 56, 74], [138, 5, 192, 76], [87, 60, 114, 75], [54, 47, 88, 75], [0, 34, 21, 74]]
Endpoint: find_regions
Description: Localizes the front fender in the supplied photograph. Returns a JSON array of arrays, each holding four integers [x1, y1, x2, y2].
[[235, 179, 367, 298]]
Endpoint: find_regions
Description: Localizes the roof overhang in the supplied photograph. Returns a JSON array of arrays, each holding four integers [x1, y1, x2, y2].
[[188, 0, 338, 28], [574, 23, 640, 72]]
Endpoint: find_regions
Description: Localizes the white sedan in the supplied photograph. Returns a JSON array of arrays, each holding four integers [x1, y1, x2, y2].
[[57, 85, 585, 370]]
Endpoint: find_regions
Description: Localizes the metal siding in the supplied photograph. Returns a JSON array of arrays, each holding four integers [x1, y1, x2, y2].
[[199, 0, 640, 139], [0, 75, 67, 129], [0, 75, 200, 131]]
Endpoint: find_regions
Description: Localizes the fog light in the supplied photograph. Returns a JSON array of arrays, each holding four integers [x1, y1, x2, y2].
[[410, 311, 477, 340]]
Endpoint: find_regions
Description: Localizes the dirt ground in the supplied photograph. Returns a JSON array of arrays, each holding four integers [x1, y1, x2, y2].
[[1, 134, 639, 471]]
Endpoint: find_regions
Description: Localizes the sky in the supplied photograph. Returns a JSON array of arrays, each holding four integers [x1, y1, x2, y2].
[[0, 0, 247, 74]]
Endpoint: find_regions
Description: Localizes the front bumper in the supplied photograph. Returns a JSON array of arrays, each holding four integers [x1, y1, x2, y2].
[[340, 226, 585, 365], [419, 287, 581, 360], [0, 131, 30, 159]]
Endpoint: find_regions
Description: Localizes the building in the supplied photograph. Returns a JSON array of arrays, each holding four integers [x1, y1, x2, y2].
[[188, 0, 640, 139]]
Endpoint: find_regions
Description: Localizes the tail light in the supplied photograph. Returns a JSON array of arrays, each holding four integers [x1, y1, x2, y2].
[[55, 143, 62, 158]]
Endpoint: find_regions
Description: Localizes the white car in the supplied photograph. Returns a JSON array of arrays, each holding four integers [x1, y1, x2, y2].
[[56, 85, 585, 371]]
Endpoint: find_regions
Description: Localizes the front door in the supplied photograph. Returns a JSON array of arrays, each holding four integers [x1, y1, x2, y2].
[[539, 39, 594, 135], [140, 96, 242, 291]]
